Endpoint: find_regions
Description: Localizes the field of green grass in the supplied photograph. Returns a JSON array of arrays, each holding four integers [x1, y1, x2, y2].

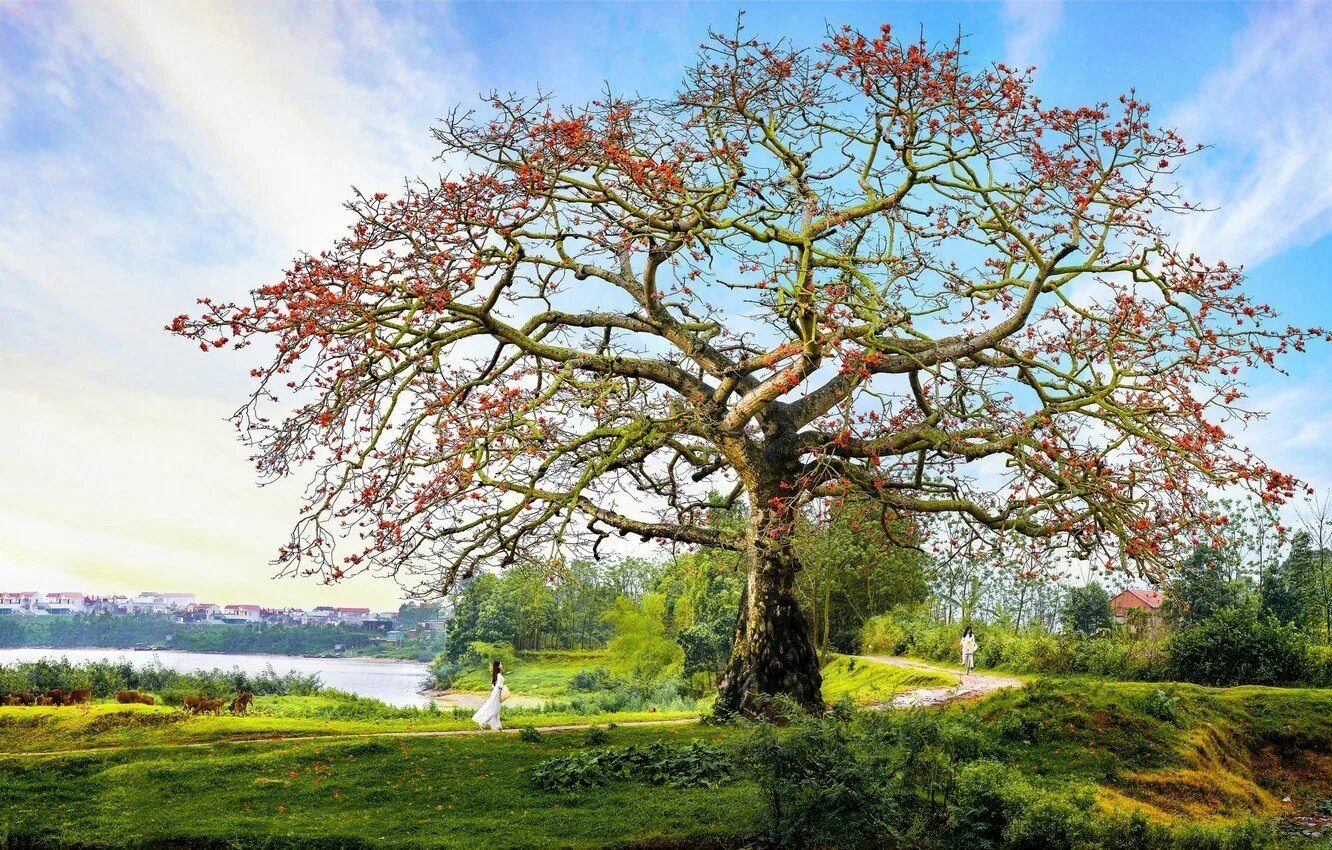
[[820, 654, 955, 704], [441, 650, 951, 707], [5, 656, 1332, 848], [0, 721, 754, 848], [446, 651, 610, 698]]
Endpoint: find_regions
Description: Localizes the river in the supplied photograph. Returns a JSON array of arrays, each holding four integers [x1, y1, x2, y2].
[[0, 647, 433, 707]]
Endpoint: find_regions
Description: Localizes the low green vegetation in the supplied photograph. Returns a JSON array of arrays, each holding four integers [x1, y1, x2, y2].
[[3, 679, 1330, 848], [818, 654, 955, 704], [0, 721, 752, 848]]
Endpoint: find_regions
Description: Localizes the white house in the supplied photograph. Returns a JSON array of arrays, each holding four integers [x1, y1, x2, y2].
[[162, 592, 196, 610], [220, 604, 262, 624], [130, 593, 171, 615], [42, 592, 87, 615], [0, 591, 41, 615]]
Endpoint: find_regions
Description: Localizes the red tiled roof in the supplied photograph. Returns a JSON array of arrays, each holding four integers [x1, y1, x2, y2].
[[1113, 588, 1164, 609], [337, 607, 371, 614], [225, 604, 263, 612]]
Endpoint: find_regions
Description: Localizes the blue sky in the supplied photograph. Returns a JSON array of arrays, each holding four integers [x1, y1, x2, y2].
[[1, 1, 1331, 607]]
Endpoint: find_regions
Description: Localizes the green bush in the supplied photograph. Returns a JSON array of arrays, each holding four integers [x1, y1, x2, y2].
[[1143, 688, 1182, 722], [531, 741, 735, 793], [567, 666, 617, 692], [518, 726, 544, 743], [1167, 606, 1309, 686]]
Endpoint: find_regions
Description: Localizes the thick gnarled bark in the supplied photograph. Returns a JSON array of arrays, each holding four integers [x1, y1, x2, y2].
[[715, 498, 824, 716]]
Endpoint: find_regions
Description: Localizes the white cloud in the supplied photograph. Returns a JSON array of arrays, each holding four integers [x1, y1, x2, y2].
[[0, 1, 476, 605], [1000, 0, 1064, 71], [1171, 1, 1332, 267], [0, 355, 406, 608]]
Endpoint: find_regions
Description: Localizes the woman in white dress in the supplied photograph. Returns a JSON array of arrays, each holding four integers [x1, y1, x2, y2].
[[960, 627, 978, 675], [471, 660, 507, 731]]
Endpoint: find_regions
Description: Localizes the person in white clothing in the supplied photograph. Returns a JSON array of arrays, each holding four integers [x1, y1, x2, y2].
[[471, 660, 507, 731], [960, 627, 978, 675]]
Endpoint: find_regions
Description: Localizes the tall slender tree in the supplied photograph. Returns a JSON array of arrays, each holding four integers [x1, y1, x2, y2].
[[171, 25, 1321, 714]]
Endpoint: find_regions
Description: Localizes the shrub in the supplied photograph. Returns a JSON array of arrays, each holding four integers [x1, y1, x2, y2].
[[1167, 605, 1309, 686], [531, 741, 734, 793], [518, 726, 543, 743], [567, 667, 617, 692], [584, 725, 610, 746], [1143, 688, 1182, 722]]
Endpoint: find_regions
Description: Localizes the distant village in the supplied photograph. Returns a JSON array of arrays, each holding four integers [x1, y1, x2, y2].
[[0, 590, 452, 637]]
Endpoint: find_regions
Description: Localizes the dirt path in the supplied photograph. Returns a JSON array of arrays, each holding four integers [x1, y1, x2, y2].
[[856, 654, 1024, 708]]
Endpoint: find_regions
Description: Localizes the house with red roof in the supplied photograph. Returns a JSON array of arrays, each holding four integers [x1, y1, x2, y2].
[[1110, 588, 1165, 634]]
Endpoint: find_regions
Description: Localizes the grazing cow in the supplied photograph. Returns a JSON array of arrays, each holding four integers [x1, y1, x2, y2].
[[35, 696, 53, 706], [115, 690, 154, 705], [69, 688, 92, 704], [1, 695, 19, 706], [46, 689, 69, 706], [230, 691, 254, 714], [194, 698, 225, 716], [183, 695, 203, 711]]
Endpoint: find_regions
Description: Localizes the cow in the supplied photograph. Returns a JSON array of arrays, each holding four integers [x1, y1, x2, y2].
[[115, 690, 154, 705], [194, 698, 226, 716], [12, 692, 36, 706], [35, 695, 53, 706], [1, 695, 20, 706], [230, 692, 254, 714], [46, 689, 69, 706], [183, 695, 204, 711], [69, 688, 92, 704]]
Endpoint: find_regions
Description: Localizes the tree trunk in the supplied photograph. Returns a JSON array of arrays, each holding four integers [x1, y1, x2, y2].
[[715, 496, 824, 717]]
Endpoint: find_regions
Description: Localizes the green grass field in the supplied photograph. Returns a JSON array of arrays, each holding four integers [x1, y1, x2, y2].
[[447, 651, 611, 698], [5, 662, 1332, 847], [0, 722, 755, 848], [442, 650, 952, 706], [819, 654, 955, 704]]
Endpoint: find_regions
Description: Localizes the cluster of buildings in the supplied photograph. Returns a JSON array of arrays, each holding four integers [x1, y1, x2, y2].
[[0, 591, 399, 629]]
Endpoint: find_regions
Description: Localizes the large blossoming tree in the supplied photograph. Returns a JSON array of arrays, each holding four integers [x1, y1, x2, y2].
[[172, 26, 1320, 715]]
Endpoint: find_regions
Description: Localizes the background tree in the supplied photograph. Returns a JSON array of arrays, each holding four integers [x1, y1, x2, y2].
[[172, 24, 1320, 714], [793, 499, 929, 652], [1060, 583, 1114, 637]]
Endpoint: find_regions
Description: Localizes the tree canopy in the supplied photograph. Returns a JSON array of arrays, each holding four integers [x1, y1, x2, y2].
[[172, 23, 1321, 713]]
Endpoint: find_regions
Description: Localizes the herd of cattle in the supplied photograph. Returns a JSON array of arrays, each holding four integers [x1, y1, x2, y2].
[[0, 689, 255, 714]]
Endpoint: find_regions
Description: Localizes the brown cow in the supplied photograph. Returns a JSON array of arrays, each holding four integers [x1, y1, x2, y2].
[[1, 695, 20, 706], [230, 692, 254, 714], [115, 690, 154, 705], [35, 695, 53, 706], [46, 689, 69, 706], [69, 688, 92, 704], [12, 692, 35, 706], [183, 694, 204, 711], [194, 698, 225, 716]]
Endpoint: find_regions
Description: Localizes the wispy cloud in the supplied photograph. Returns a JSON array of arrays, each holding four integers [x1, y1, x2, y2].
[[1000, 0, 1064, 71], [0, 1, 475, 603], [1171, 1, 1332, 267]]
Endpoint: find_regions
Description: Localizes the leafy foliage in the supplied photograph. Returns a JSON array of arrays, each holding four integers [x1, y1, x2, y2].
[[0, 657, 322, 701], [1061, 583, 1115, 637], [531, 741, 735, 793]]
